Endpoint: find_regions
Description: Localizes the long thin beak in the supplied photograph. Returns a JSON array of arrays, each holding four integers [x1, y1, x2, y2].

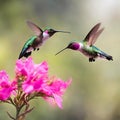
[[55, 47, 67, 55], [55, 30, 70, 34]]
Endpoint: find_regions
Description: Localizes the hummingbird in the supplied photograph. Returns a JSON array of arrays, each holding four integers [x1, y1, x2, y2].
[[55, 23, 113, 62], [18, 21, 70, 59]]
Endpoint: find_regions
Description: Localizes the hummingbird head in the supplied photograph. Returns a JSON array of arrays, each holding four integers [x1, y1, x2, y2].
[[47, 28, 57, 36], [55, 42, 79, 55], [44, 28, 70, 37], [67, 42, 80, 50]]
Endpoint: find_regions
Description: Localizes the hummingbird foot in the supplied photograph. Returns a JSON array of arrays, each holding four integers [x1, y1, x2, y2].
[[37, 48, 39, 51], [89, 58, 95, 62]]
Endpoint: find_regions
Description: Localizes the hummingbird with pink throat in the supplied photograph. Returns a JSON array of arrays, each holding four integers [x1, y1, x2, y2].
[[56, 23, 113, 62]]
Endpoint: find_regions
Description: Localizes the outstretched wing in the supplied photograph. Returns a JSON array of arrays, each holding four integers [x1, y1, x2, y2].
[[91, 28, 104, 45], [27, 20, 43, 36], [84, 23, 104, 46]]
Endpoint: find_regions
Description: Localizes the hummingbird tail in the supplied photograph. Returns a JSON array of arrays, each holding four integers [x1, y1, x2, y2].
[[99, 52, 113, 61], [106, 55, 113, 61], [18, 52, 32, 59], [18, 53, 23, 59]]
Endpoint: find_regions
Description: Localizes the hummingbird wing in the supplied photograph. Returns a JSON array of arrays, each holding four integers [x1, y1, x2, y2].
[[27, 21, 43, 36], [84, 23, 104, 46], [91, 28, 104, 45]]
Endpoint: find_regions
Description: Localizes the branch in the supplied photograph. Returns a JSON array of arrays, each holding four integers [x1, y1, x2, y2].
[[7, 112, 15, 120], [18, 107, 34, 118]]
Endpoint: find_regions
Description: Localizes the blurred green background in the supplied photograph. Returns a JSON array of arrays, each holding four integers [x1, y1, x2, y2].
[[0, 0, 120, 120]]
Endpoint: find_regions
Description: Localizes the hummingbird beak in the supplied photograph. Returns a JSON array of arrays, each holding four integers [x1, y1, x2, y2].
[[55, 47, 68, 55], [55, 30, 70, 34]]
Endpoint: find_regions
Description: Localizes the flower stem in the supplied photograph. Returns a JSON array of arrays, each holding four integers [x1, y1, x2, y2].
[[15, 106, 22, 120]]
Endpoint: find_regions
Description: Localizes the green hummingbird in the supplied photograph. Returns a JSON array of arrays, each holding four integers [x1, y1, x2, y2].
[[55, 23, 113, 62], [18, 21, 70, 59]]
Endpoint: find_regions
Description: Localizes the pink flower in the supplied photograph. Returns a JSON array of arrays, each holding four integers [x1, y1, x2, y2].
[[15, 57, 48, 78], [15, 57, 72, 108], [0, 71, 14, 100], [43, 77, 72, 109], [15, 57, 48, 93]]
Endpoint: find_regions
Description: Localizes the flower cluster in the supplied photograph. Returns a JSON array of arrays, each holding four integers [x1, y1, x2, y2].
[[0, 57, 71, 109]]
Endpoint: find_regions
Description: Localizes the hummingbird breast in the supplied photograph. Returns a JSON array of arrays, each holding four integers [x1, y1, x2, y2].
[[31, 32, 50, 50], [79, 44, 98, 58], [30, 36, 43, 50]]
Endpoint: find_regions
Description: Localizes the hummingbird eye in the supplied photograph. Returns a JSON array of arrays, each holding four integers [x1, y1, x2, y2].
[[47, 29, 56, 36], [68, 43, 73, 48], [49, 29, 55, 32]]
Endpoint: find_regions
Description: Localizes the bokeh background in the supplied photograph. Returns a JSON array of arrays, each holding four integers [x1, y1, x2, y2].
[[0, 0, 120, 120]]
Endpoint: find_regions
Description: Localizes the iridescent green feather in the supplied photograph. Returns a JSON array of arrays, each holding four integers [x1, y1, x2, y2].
[[21, 36, 37, 52], [19, 36, 37, 59]]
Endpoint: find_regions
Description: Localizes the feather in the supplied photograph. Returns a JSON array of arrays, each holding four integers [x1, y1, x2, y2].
[[27, 21, 43, 36], [84, 23, 103, 46]]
